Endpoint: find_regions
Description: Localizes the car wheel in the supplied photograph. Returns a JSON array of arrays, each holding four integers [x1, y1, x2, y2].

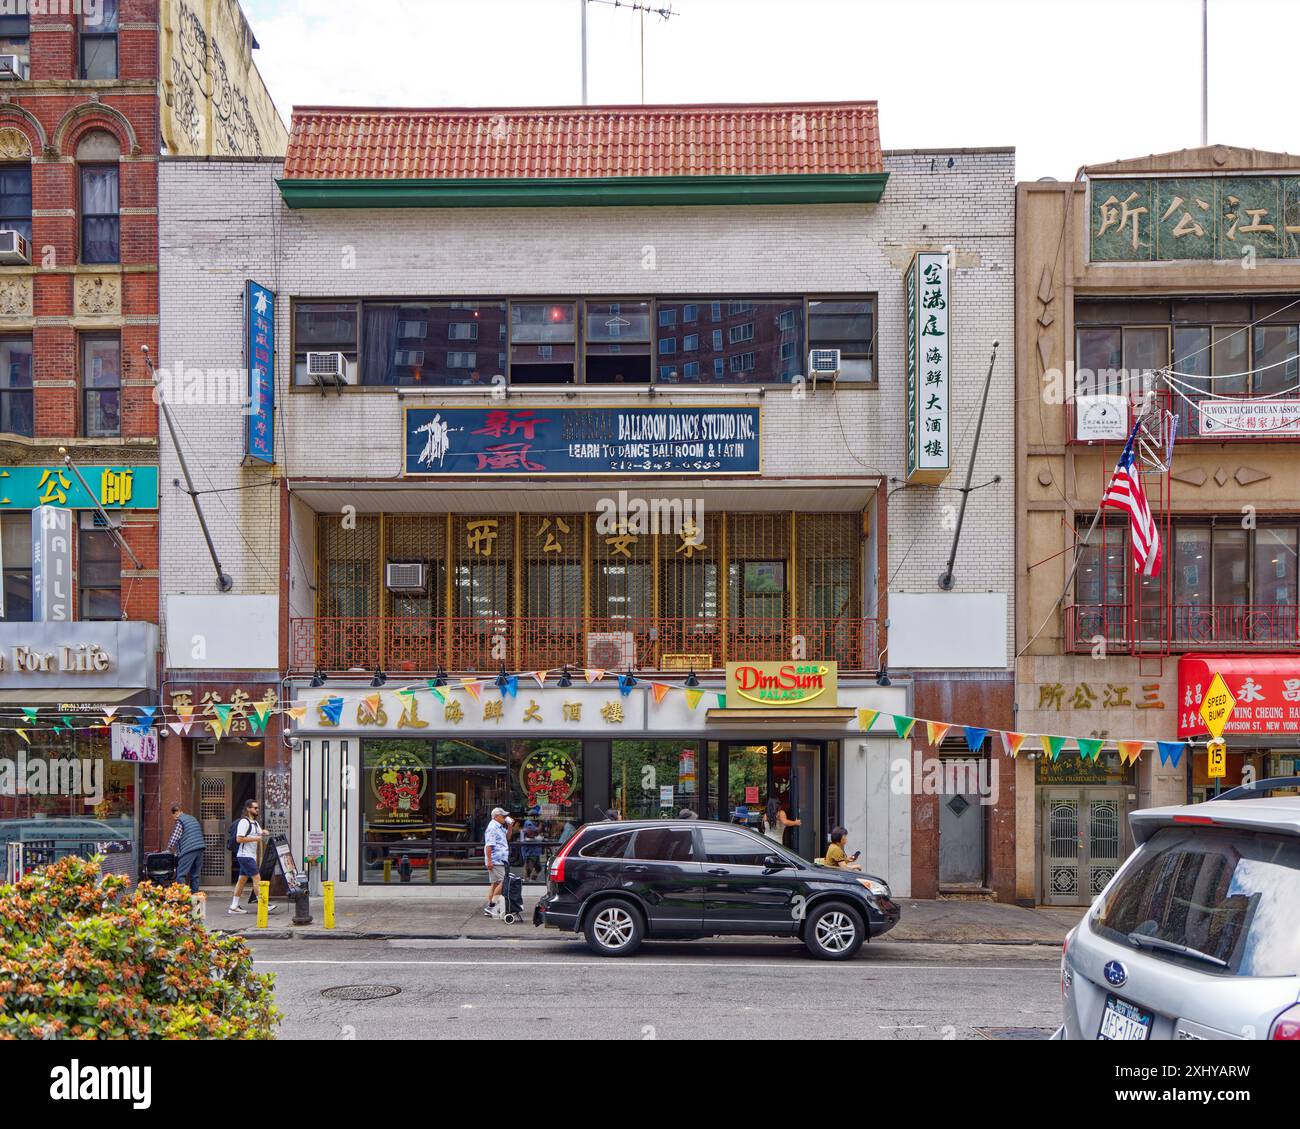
[[583, 898, 644, 957], [804, 901, 865, 960]]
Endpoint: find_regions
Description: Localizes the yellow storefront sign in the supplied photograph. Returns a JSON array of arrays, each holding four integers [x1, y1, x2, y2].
[[724, 662, 838, 708], [1198, 673, 1236, 740]]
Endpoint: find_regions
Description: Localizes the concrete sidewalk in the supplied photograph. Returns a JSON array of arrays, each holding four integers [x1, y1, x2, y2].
[[205, 888, 1080, 946]]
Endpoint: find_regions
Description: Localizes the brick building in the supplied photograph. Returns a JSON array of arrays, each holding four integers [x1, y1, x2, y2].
[[159, 103, 1017, 899], [0, 0, 282, 881]]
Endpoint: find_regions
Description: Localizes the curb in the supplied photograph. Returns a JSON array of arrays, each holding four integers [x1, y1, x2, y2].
[[226, 928, 1064, 946]]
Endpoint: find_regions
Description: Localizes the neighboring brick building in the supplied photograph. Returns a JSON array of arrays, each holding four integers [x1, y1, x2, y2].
[[0, 0, 282, 881], [159, 102, 1017, 899]]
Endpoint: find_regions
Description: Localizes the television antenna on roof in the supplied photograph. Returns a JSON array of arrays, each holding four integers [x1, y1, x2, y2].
[[581, 0, 679, 105]]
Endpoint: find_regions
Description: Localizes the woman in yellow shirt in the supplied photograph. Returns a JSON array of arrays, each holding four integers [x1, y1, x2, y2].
[[823, 826, 862, 871]]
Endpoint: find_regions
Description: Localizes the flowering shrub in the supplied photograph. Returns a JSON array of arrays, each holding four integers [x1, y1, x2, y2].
[[0, 855, 278, 1040]]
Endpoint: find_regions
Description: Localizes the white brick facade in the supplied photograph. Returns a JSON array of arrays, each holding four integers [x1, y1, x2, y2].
[[158, 148, 1016, 666]]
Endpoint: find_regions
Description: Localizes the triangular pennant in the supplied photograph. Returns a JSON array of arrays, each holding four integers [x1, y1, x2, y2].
[[15, 728, 28, 744], [177, 704, 195, 723], [247, 710, 269, 736], [168, 721, 186, 737], [138, 707, 158, 727], [61, 715, 76, 732], [893, 715, 917, 739], [926, 721, 952, 747], [102, 706, 118, 721], [617, 674, 634, 697], [684, 688, 704, 710], [102, 716, 115, 728], [21, 707, 38, 723], [858, 708, 880, 732], [426, 679, 446, 702], [716, 692, 727, 709], [462, 679, 482, 702], [1041, 735, 1066, 762], [285, 706, 307, 721], [531, 671, 548, 689], [253, 700, 274, 724], [1157, 740, 1185, 768], [964, 727, 989, 752], [1117, 740, 1145, 766], [213, 703, 233, 737], [363, 693, 382, 715], [208, 719, 223, 738], [504, 676, 518, 699], [585, 668, 606, 684], [1000, 732, 1027, 758], [651, 683, 670, 705], [321, 696, 345, 726], [1076, 738, 1104, 763]]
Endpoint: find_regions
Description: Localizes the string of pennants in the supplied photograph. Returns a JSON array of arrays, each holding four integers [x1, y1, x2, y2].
[[0, 669, 1189, 767]]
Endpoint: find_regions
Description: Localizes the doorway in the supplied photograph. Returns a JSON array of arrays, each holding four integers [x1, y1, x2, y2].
[[713, 739, 831, 860], [195, 769, 258, 887], [1039, 786, 1128, 906], [938, 758, 986, 887]]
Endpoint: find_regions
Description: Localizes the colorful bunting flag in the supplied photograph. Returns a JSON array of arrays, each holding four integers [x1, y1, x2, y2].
[[15, 728, 28, 744], [1157, 740, 1185, 768], [427, 680, 446, 703], [21, 707, 38, 723], [1117, 741, 1144, 766], [585, 668, 606, 684], [503, 676, 518, 699], [1000, 732, 1027, 758], [651, 683, 670, 705], [213, 703, 233, 737], [716, 693, 727, 709], [103, 706, 118, 721], [531, 671, 548, 689], [964, 727, 989, 752], [208, 719, 223, 738], [1040, 735, 1066, 761], [858, 708, 880, 732], [363, 693, 382, 716], [926, 721, 952, 746], [252, 700, 275, 725], [684, 688, 704, 711], [321, 696, 345, 726], [168, 721, 186, 737], [893, 715, 917, 739], [285, 706, 307, 722], [462, 679, 482, 702], [1076, 738, 1104, 762], [138, 707, 158, 727]]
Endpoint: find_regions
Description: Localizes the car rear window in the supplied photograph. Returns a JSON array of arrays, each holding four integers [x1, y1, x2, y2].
[[1090, 825, 1300, 977], [629, 827, 695, 861], [579, 831, 633, 859]]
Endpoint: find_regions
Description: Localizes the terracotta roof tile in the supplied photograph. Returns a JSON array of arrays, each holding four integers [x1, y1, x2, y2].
[[283, 102, 881, 181]]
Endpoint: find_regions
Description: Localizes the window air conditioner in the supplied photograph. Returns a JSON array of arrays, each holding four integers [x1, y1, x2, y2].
[[0, 229, 30, 266], [193, 739, 217, 756], [386, 561, 427, 593], [307, 351, 348, 387], [0, 56, 28, 81], [586, 631, 635, 671], [808, 348, 841, 389]]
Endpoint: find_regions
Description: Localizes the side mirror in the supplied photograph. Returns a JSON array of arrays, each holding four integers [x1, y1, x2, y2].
[[763, 855, 789, 871]]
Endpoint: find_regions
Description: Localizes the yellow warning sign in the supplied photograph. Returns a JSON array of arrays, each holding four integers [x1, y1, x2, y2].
[[1207, 739, 1227, 780], [1198, 673, 1235, 740]]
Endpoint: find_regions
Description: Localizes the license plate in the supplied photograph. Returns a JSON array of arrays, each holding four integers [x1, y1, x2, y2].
[[1098, 995, 1153, 1041]]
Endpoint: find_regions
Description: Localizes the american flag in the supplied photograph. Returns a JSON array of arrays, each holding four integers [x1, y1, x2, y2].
[[1102, 421, 1162, 576]]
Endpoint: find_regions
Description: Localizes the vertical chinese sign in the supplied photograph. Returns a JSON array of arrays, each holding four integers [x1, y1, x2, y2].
[[245, 281, 276, 464], [905, 251, 951, 484]]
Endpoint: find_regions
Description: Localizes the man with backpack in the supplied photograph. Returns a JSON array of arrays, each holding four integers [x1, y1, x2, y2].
[[228, 798, 274, 915]]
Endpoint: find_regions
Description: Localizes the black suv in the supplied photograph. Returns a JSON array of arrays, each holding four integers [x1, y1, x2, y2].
[[533, 819, 900, 959]]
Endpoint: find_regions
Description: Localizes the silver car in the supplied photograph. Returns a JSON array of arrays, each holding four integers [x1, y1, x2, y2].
[[1056, 779, 1300, 1041]]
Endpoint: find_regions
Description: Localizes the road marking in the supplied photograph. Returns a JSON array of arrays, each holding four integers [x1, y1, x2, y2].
[[255, 958, 1057, 972]]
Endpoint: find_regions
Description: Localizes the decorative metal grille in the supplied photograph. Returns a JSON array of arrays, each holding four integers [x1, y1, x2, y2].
[[1050, 865, 1079, 896], [452, 515, 514, 670], [385, 515, 445, 671], [1089, 799, 1121, 861], [1049, 799, 1079, 859], [1090, 866, 1117, 895], [318, 514, 380, 670], [522, 514, 583, 669], [658, 511, 721, 660]]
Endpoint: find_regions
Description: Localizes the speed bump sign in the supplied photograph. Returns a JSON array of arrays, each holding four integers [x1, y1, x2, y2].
[[1198, 673, 1236, 740]]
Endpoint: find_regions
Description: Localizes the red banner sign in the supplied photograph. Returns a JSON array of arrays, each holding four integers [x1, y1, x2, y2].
[[1178, 656, 1300, 737]]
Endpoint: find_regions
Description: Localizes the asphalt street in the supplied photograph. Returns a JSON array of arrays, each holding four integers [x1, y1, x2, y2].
[[251, 936, 1063, 1040]]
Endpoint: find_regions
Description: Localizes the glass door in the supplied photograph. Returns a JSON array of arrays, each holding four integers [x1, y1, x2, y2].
[[717, 740, 825, 861]]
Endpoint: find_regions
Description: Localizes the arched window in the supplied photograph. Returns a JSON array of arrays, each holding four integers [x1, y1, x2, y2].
[[77, 129, 120, 264]]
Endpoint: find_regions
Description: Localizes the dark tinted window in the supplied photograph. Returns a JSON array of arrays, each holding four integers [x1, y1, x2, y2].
[[630, 827, 695, 861], [700, 827, 773, 866], [580, 830, 633, 859], [1091, 826, 1300, 977]]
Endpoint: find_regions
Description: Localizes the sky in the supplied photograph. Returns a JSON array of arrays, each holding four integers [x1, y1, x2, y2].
[[241, 0, 1298, 181]]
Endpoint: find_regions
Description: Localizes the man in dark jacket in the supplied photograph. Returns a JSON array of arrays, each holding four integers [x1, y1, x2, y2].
[[166, 802, 206, 892]]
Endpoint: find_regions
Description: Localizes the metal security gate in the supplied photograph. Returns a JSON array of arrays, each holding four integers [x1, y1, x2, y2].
[[1039, 787, 1127, 906], [198, 774, 229, 885]]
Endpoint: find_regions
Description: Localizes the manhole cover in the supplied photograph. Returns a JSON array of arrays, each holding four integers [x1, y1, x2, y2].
[[320, 984, 401, 1001], [974, 1026, 1055, 1040]]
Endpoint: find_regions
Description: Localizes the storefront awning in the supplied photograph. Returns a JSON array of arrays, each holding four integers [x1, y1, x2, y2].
[[706, 708, 858, 726], [1178, 655, 1300, 739], [0, 688, 153, 706]]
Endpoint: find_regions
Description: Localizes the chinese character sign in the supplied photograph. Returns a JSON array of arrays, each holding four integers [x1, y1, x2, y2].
[[245, 281, 276, 464], [1091, 176, 1300, 262], [0, 466, 159, 510], [905, 251, 951, 484], [403, 406, 761, 476]]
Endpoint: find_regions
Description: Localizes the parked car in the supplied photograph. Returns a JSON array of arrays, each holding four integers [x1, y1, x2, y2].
[[1055, 778, 1300, 1040], [533, 819, 900, 959]]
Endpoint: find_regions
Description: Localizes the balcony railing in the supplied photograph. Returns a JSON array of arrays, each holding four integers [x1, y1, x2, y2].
[[1065, 603, 1300, 653], [290, 616, 880, 675]]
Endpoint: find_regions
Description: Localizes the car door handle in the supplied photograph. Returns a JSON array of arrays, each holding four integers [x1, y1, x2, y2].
[[707, 868, 729, 876], [624, 864, 648, 874]]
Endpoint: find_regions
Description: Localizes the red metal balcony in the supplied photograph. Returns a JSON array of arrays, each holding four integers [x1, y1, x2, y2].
[[289, 615, 880, 675], [1065, 603, 1300, 653]]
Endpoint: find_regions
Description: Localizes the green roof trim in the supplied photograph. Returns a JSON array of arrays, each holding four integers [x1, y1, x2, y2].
[[275, 172, 889, 209]]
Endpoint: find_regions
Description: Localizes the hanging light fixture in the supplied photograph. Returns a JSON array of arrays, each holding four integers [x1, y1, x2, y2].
[[684, 667, 700, 688], [557, 665, 573, 688], [433, 668, 448, 688], [371, 669, 388, 688], [310, 669, 327, 688], [495, 663, 509, 691]]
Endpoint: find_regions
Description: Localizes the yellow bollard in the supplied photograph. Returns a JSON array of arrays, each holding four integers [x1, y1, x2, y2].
[[323, 880, 335, 929], [383, 857, 392, 883], [256, 880, 269, 928]]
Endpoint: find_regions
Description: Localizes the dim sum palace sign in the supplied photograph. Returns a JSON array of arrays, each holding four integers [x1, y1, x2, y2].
[[404, 406, 761, 476]]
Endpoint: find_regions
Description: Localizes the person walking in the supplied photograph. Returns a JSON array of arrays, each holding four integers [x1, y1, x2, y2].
[[483, 806, 510, 917], [764, 797, 801, 847], [228, 799, 275, 915], [165, 801, 205, 893]]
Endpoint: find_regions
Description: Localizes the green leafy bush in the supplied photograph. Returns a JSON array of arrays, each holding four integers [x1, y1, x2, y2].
[[0, 854, 278, 1040]]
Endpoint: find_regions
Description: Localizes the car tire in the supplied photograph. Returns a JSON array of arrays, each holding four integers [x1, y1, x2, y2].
[[804, 901, 865, 960], [583, 898, 644, 957]]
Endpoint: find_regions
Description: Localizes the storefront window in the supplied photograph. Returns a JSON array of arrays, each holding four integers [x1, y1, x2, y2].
[[0, 729, 137, 879], [361, 739, 434, 885], [611, 741, 700, 820]]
